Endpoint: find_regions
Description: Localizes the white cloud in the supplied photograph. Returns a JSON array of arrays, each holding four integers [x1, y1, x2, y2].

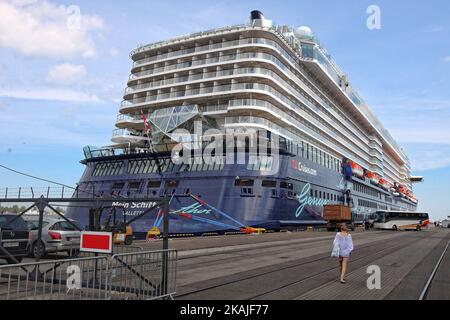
[[109, 47, 119, 57], [0, 100, 114, 150], [408, 147, 450, 171], [0, 0, 104, 58], [443, 56, 450, 62], [0, 87, 100, 102], [424, 25, 443, 33], [47, 63, 86, 84], [373, 97, 450, 112], [390, 127, 450, 145], [371, 96, 450, 147]]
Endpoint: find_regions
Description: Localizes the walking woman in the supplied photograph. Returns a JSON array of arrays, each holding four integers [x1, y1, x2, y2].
[[332, 223, 354, 283]]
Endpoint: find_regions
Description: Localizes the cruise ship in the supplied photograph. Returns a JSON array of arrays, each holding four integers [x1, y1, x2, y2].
[[66, 11, 420, 236]]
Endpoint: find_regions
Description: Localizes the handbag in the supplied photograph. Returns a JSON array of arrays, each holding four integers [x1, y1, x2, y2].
[[331, 244, 340, 257]]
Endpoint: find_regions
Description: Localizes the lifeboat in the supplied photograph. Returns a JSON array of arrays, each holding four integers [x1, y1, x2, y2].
[[385, 181, 394, 191], [404, 189, 416, 203], [378, 179, 390, 191], [397, 185, 408, 197], [349, 161, 364, 178], [367, 172, 380, 185]]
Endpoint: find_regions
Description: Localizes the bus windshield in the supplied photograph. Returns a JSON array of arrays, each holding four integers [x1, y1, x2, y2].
[[374, 212, 385, 223]]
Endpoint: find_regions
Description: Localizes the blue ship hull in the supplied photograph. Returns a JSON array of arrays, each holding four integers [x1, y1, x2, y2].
[[65, 151, 417, 235]]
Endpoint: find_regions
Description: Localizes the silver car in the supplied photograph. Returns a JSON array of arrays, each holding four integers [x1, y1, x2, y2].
[[23, 216, 82, 258]]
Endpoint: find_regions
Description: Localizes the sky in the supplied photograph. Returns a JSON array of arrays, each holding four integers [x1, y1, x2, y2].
[[0, 0, 449, 221]]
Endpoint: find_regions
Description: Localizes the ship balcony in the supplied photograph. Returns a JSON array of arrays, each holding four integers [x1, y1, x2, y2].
[[369, 167, 384, 177], [129, 23, 252, 60], [202, 103, 229, 116], [369, 157, 384, 169], [124, 63, 309, 101], [119, 89, 372, 167], [120, 82, 245, 112], [369, 150, 383, 161], [111, 128, 147, 144], [121, 63, 372, 158], [120, 79, 301, 112], [368, 135, 382, 147], [124, 67, 245, 98], [300, 48, 407, 165], [131, 39, 244, 70], [130, 35, 295, 70], [115, 114, 147, 130], [369, 141, 383, 153], [127, 51, 283, 84]]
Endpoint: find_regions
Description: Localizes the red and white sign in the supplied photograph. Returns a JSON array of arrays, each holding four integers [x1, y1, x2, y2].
[[80, 231, 113, 254]]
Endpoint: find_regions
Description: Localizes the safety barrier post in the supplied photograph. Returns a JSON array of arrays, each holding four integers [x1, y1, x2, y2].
[[161, 195, 169, 298]]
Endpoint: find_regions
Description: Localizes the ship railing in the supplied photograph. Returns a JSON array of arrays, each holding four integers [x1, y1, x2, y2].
[[127, 48, 291, 81], [131, 35, 293, 69], [130, 23, 249, 57], [0, 186, 106, 201], [112, 128, 145, 138]]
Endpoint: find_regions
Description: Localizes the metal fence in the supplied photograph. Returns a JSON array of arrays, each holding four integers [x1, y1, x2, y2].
[[109, 250, 177, 300], [77, 244, 144, 258], [0, 256, 110, 300], [0, 249, 177, 300]]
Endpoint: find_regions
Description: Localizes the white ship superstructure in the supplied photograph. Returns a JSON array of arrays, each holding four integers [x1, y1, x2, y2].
[[112, 11, 414, 199]]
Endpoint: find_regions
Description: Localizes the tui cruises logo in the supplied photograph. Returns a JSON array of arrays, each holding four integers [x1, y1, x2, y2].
[[291, 159, 317, 176], [295, 183, 331, 217]]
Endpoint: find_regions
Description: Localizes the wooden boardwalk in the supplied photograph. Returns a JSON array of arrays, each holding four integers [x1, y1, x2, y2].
[[3, 228, 448, 300], [169, 228, 450, 300]]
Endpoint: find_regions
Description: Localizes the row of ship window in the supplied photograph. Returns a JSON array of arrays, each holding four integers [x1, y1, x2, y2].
[[236, 179, 344, 202], [133, 36, 300, 68], [91, 157, 275, 177], [105, 178, 346, 202], [91, 177, 396, 211], [353, 182, 381, 199], [231, 179, 388, 210], [357, 199, 378, 209], [91, 147, 335, 178], [286, 140, 342, 173], [353, 182, 400, 205]]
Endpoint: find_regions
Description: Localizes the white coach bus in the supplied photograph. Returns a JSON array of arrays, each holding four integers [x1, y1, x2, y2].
[[374, 211, 430, 231]]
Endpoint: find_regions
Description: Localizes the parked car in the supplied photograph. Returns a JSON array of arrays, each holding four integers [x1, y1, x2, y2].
[[23, 216, 82, 258], [0, 214, 29, 264]]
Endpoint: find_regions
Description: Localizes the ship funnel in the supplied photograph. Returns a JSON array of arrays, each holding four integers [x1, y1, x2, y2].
[[250, 10, 264, 21], [250, 10, 272, 28]]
